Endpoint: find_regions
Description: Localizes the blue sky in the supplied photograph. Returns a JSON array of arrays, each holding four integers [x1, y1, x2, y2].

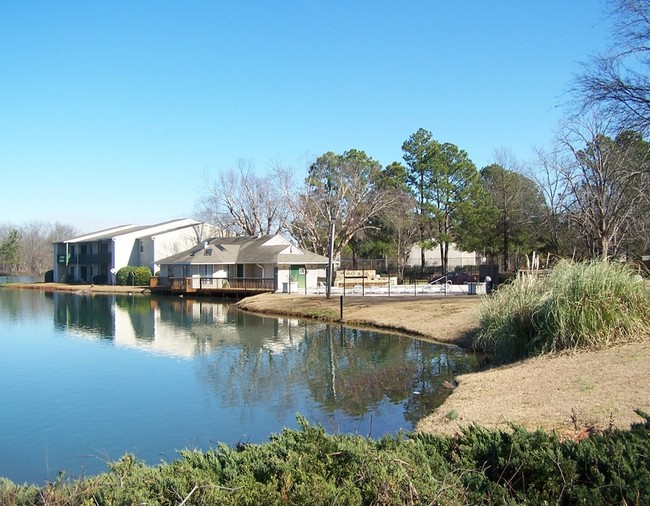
[[1, 1, 611, 232]]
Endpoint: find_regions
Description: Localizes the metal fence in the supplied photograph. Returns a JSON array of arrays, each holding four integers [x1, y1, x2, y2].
[[336, 259, 481, 280]]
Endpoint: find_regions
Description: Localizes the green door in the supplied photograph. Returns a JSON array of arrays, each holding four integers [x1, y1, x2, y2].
[[290, 265, 306, 288]]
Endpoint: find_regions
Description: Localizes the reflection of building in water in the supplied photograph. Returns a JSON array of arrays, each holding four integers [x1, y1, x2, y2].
[[263, 318, 307, 354], [113, 298, 234, 358], [53, 293, 308, 359]]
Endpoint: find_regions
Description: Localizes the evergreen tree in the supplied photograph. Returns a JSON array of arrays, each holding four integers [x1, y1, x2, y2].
[[0, 229, 21, 275]]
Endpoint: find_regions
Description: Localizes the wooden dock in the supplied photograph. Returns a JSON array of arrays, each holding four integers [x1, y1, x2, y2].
[[150, 276, 276, 298]]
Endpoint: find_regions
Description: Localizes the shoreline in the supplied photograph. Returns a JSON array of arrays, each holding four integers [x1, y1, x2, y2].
[[1, 282, 151, 295], [4, 284, 648, 437], [234, 293, 650, 437], [235, 292, 483, 348]]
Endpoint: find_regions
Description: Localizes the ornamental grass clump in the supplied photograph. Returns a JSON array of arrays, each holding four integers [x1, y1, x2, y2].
[[475, 260, 650, 363], [540, 260, 650, 352], [474, 272, 548, 363]]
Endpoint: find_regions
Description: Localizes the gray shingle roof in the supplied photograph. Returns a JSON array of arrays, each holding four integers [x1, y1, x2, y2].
[[157, 235, 329, 265]]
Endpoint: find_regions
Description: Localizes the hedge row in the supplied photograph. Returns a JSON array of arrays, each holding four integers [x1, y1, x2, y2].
[[1, 412, 648, 505]]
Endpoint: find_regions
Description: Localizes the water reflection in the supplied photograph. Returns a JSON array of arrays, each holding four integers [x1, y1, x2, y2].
[[303, 325, 470, 423], [47, 293, 479, 421], [0, 289, 482, 483], [50, 293, 310, 358]]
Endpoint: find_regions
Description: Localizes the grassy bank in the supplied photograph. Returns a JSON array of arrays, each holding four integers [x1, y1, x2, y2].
[[2, 415, 649, 505], [235, 294, 482, 348]]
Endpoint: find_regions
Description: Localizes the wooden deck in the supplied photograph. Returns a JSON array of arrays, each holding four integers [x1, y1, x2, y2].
[[149, 276, 277, 298]]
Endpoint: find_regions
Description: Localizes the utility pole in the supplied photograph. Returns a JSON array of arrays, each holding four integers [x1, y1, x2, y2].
[[326, 220, 335, 299]]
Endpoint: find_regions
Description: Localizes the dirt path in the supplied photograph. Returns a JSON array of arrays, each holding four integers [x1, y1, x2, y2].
[[237, 293, 650, 437]]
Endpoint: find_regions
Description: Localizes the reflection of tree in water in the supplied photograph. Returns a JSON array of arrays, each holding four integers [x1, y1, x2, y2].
[[198, 314, 482, 425], [51, 292, 117, 338], [302, 325, 482, 421], [304, 325, 419, 416], [401, 346, 482, 425], [199, 314, 313, 419], [0, 288, 55, 321]]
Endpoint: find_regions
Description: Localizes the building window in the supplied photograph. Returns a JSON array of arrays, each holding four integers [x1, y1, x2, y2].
[[199, 264, 213, 277]]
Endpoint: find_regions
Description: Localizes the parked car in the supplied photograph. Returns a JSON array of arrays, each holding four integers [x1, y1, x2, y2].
[[447, 271, 478, 284], [430, 271, 478, 285]]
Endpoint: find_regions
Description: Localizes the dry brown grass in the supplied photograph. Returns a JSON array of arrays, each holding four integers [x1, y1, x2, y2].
[[235, 293, 482, 347]]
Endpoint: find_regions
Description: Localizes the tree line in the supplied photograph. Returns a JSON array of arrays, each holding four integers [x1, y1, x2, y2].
[[0, 222, 77, 277], [196, 121, 649, 277], [197, 0, 650, 277]]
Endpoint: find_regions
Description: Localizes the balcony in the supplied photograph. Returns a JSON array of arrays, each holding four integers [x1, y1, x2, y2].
[[77, 253, 112, 264]]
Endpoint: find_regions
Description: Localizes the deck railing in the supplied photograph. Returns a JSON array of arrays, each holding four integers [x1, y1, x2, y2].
[[152, 276, 276, 292]]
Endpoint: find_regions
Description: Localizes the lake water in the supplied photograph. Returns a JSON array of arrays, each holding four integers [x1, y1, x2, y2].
[[0, 289, 480, 485]]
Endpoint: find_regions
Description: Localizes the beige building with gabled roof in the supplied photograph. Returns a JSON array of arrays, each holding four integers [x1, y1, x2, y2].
[[156, 234, 329, 293]]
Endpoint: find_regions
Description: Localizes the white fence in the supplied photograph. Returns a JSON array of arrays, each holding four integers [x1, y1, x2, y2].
[[308, 282, 487, 297]]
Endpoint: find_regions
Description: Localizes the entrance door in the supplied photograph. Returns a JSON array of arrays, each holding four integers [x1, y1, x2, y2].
[[290, 265, 306, 288]]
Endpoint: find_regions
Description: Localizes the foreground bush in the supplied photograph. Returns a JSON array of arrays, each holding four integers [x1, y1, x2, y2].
[[1, 413, 648, 505], [475, 260, 650, 363]]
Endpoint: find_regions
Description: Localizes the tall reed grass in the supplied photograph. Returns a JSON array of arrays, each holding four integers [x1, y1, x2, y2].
[[474, 260, 650, 363]]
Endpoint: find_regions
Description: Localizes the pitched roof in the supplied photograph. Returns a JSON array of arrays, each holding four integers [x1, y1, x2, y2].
[[63, 219, 202, 243], [157, 234, 329, 265]]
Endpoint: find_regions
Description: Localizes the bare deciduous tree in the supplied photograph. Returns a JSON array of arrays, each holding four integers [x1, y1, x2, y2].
[[0, 221, 78, 276], [573, 0, 650, 132], [197, 160, 293, 236], [20, 221, 51, 276], [290, 150, 395, 259], [531, 147, 574, 258], [380, 191, 419, 281], [553, 115, 650, 259]]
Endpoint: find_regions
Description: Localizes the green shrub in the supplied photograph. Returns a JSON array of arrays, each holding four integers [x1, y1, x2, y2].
[[475, 260, 650, 363], [133, 266, 152, 285], [116, 266, 152, 286], [115, 266, 131, 285], [0, 412, 650, 505], [1, 413, 648, 505]]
